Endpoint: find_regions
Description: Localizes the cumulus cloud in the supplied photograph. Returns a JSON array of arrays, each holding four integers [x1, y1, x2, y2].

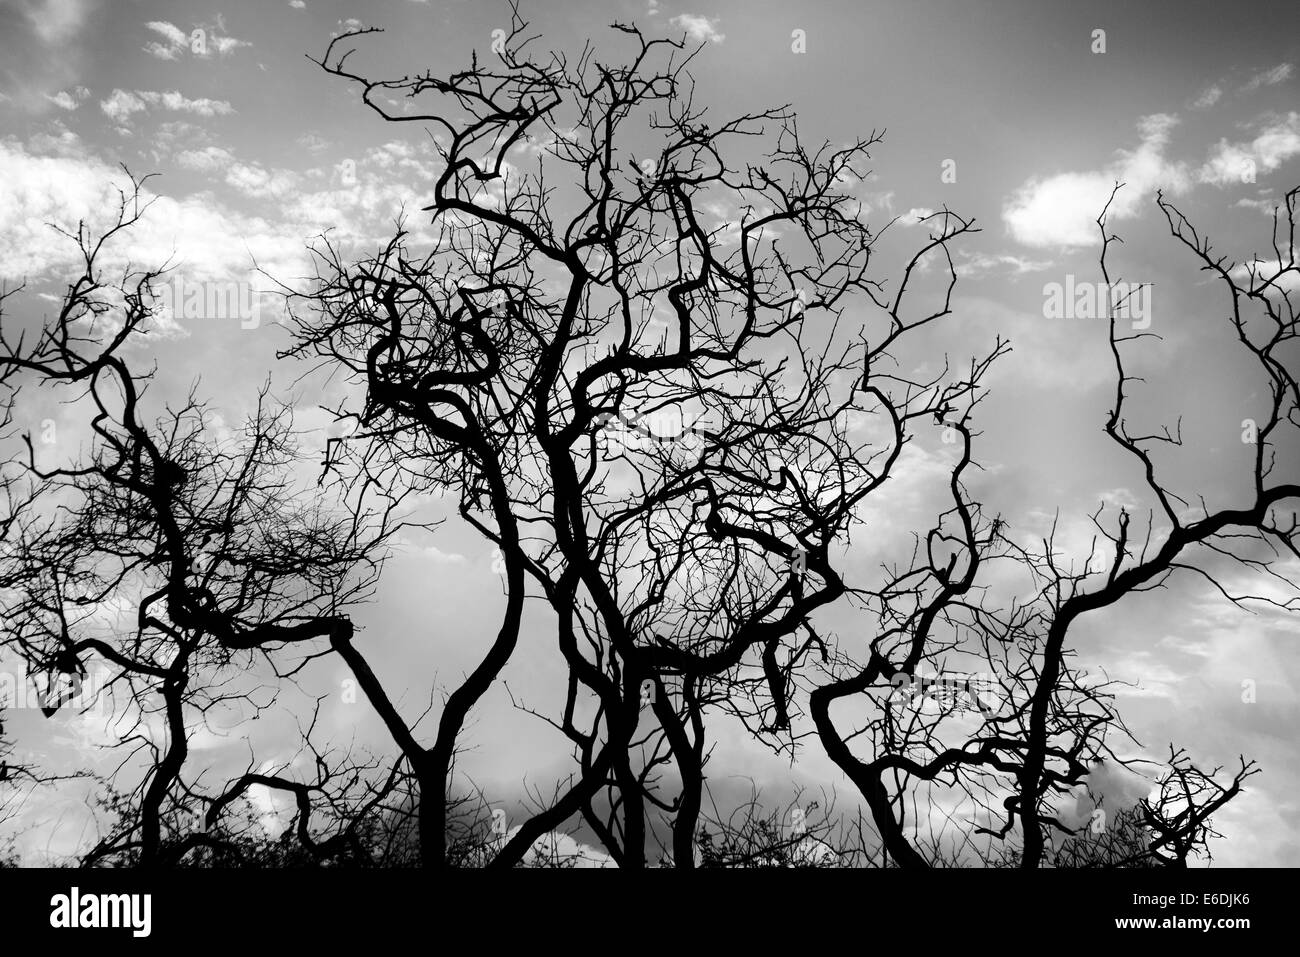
[[99, 88, 146, 123], [99, 88, 235, 124], [26, 120, 84, 156], [44, 86, 88, 110], [142, 19, 186, 58], [210, 34, 251, 55], [1199, 112, 1300, 186], [671, 14, 724, 44], [0, 124, 451, 313], [1003, 114, 1190, 248], [175, 145, 235, 173], [1006, 106, 1300, 241], [510, 828, 615, 867], [0, 138, 309, 300], [143, 19, 251, 59], [224, 161, 300, 199], [1056, 759, 1154, 836], [0, 139, 130, 276], [1229, 257, 1300, 294]]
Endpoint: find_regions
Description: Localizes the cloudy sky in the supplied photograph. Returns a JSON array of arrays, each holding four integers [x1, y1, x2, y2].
[[1, 0, 1298, 865]]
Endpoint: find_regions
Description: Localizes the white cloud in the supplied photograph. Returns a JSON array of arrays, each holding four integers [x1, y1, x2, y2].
[[1192, 85, 1222, 109], [153, 120, 211, 151], [395, 541, 467, 564], [671, 14, 724, 44], [955, 251, 1053, 278], [1229, 257, 1300, 294], [99, 88, 235, 124], [290, 1, 306, 8], [0, 139, 309, 298], [296, 133, 329, 154], [142, 41, 178, 60], [143, 19, 250, 59], [511, 828, 615, 867], [1004, 114, 1190, 248], [1236, 195, 1284, 214], [1241, 62, 1293, 93], [0, 141, 131, 277], [224, 161, 299, 199], [98, 89, 146, 123], [145, 90, 234, 116], [0, 127, 449, 300], [144, 20, 186, 47], [211, 35, 251, 55], [142, 20, 188, 59], [44, 89, 82, 111], [175, 146, 235, 172], [1199, 112, 1300, 186], [27, 121, 84, 156], [1055, 759, 1154, 838], [425, 546, 465, 564]]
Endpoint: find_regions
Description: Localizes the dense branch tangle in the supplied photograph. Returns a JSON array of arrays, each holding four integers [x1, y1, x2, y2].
[[289, 8, 987, 867], [0, 179, 400, 867], [0, 8, 1284, 871], [808, 183, 1299, 868]]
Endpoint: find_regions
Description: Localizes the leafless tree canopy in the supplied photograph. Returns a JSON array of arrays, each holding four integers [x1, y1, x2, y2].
[[0, 7, 1295, 870]]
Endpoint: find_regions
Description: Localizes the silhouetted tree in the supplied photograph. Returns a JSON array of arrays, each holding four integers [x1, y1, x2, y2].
[[286, 3, 1007, 868], [0, 6, 1284, 873], [0, 179, 404, 867], [807, 185, 1297, 867]]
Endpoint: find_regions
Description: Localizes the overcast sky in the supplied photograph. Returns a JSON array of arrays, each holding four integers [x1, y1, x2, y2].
[[1, 0, 1298, 866]]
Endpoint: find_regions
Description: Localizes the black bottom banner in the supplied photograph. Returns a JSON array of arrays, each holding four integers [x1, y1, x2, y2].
[[0, 866, 1280, 945]]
